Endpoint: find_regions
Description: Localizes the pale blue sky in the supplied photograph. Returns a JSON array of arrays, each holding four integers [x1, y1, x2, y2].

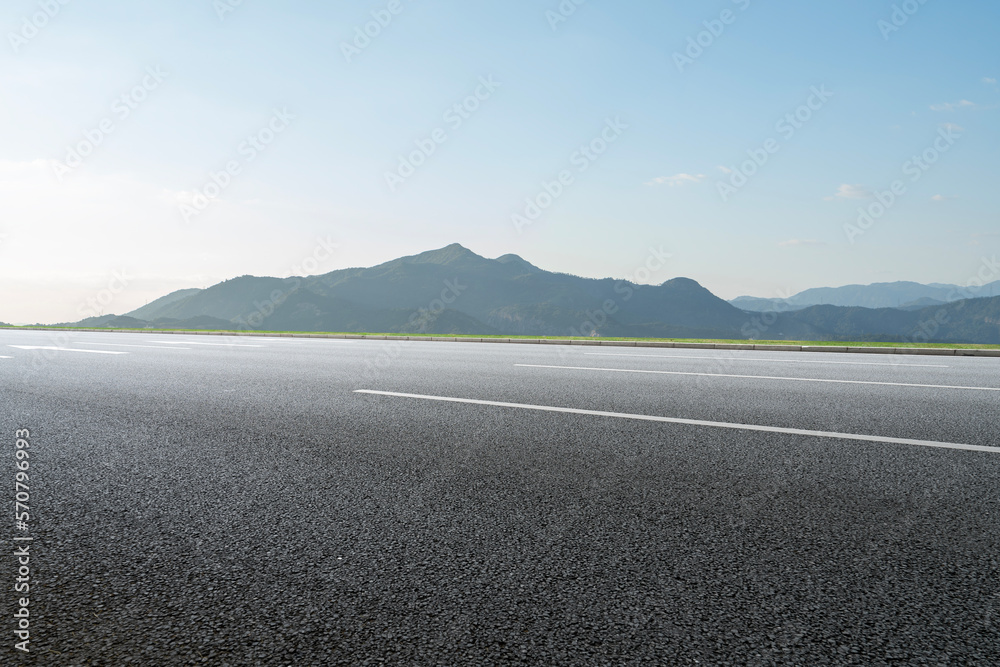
[[1, 0, 998, 322]]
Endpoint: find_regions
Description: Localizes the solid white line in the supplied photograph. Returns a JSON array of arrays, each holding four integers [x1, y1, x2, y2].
[[76, 342, 192, 350], [8, 345, 127, 355], [354, 390, 1000, 454], [515, 364, 1000, 392], [584, 352, 948, 368], [152, 341, 262, 348]]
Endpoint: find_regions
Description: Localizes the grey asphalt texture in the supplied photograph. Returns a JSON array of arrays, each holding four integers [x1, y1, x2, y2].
[[2, 329, 999, 666]]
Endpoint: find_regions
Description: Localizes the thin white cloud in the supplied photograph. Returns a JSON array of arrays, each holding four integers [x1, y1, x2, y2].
[[931, 194, 957, 202], [930, 99, 977, 111], [716, 165, 732, 174], [778, 239, 827, 248], [984, 77, 997, 85], [646, 173, 707, 187], [971, 231, 1000, 247], [940, 122, 965, 132], [828, 183, 872, 200]]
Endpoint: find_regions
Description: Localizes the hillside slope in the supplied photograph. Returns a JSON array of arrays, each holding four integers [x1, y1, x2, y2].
[[84, 244, 1000, 343]]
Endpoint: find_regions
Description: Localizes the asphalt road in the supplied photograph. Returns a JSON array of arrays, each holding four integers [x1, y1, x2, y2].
[[2, 329, 999, 665]]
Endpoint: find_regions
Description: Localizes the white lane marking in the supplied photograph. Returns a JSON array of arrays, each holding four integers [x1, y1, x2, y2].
[[354, 390, 1000, 454], [76, 342, 192, 350], [8, 345, 126, 355], [152, 341, 262, 348], [515, 364, 1000, 393], [584, 352, 948, 368], [262, 339, 352, 343]]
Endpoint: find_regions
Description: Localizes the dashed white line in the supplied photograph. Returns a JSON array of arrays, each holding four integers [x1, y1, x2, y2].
[[8, 345, 127, 355], [264, 340, 352, 344], [354, 390, 1000, 455], [76, 343, 192, 350], [515, 364, 1000, 392], [152, 341, 262, 348], [584, 352, 948, 368]]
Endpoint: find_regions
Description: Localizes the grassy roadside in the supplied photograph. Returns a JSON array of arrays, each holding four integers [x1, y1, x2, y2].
[[3, 326, 999, 350]]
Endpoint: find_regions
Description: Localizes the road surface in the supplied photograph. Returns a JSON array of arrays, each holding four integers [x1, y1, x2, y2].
[[2, 328, 999, 665]]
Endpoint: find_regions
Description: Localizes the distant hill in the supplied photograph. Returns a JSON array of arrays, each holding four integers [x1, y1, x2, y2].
[[27, 243, 995, 344], [729, 296, 808, 312], [898, 297, 947, 311], [786, 297, 1000, 344], [126, 289, 203, 320], [54, 314, 234, 331], [731, 280, 1000, 311], [122, 244, 758, 338]]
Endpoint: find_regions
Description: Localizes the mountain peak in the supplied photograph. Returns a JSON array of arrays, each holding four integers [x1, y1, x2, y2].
[[660, 277, 704, 289], [406, 243, 481, 265], [496, 253, 541, 273]]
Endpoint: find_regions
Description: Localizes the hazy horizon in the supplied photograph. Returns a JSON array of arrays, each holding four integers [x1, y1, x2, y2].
[[6, 240, 1000, 326]]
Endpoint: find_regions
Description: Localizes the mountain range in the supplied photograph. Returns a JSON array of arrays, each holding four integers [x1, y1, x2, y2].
[[730, 279, 1000, 311], [30, 244, 1000, 344]]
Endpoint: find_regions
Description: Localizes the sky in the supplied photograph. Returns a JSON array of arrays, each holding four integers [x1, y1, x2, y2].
[[1, 0, 998, 324]]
